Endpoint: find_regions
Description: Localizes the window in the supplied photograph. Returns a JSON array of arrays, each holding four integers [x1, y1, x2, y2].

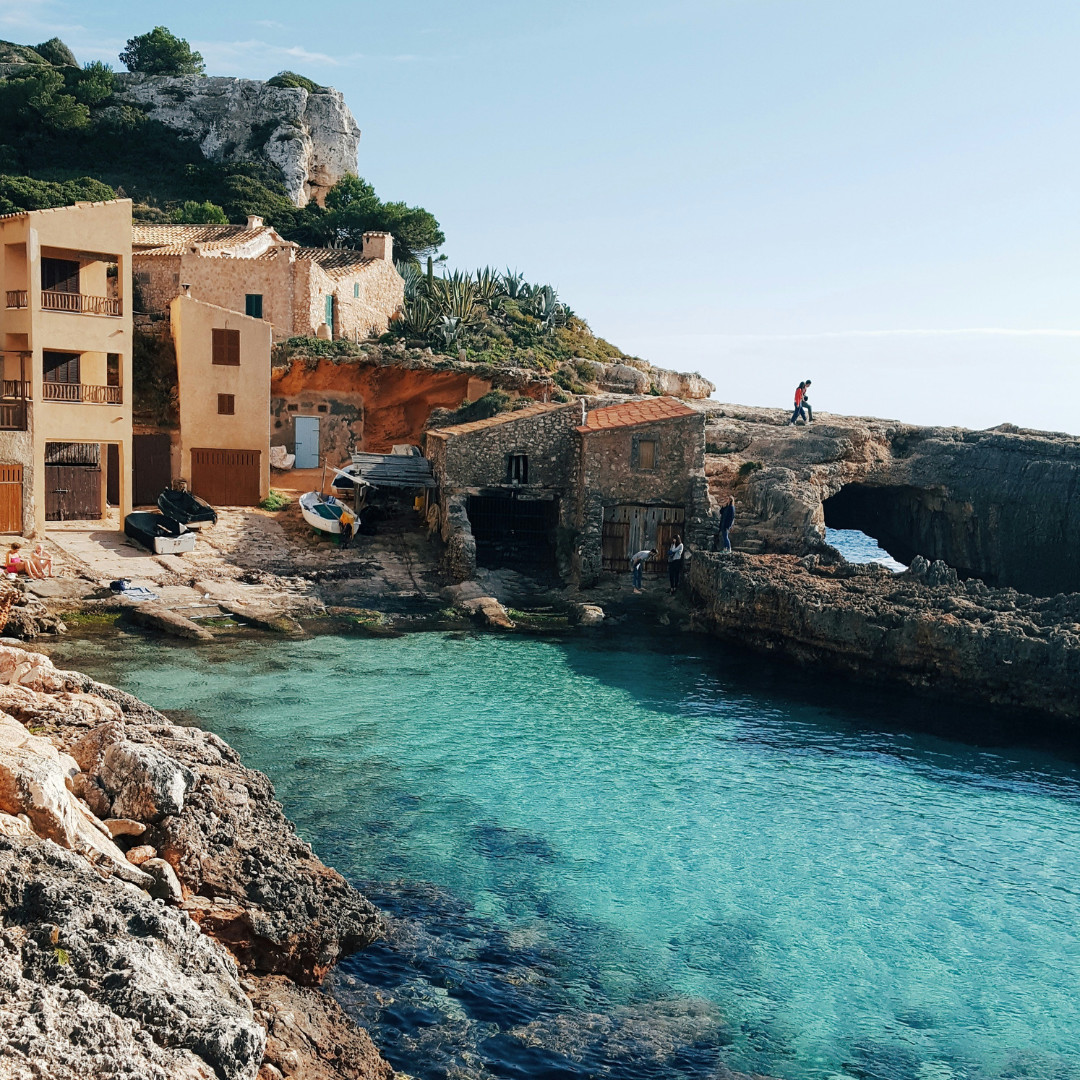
[[637, 439, 656, 470], [324, 294, 335, 331], [245, 294, 263, 318], [212, 328, 240, 366], [217, 394, 235, 415], [353, 282, 360, 298], [41, 258, 79, 293], [507, 454, 528, 484], [43, 351, 80, 384], [107, 353, 120, 387]]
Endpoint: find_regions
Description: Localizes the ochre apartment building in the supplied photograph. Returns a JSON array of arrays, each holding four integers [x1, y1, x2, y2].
[[0, 200, 133, 536]]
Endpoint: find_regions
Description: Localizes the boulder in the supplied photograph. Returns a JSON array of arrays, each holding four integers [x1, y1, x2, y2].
[[143, 856, 184, 903], [98, 740, 198, 822]]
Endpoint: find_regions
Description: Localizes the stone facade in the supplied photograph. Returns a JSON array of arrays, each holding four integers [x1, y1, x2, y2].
[[133, 224, 404, 343], [427, 397, 709, 585]]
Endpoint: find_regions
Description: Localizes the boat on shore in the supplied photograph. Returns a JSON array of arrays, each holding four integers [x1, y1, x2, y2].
[[124, 511, 196, 555], [157, 488, 218, 528], [300, 491, 346, 534]]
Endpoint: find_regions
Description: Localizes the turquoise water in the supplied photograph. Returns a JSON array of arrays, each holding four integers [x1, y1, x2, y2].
[[825, 527, 907, 572], [50, 632, 1080, 1080]]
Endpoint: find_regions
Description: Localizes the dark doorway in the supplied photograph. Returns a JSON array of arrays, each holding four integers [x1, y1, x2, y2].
[[106, 444, 119, 506], [133, 434, 172, 505], [467, 493, 559, 577]]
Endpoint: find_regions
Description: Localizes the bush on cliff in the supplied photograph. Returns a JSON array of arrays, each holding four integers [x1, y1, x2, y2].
[[0, 174, 116, 214], [171, 199, 229, 224], [267, 71, 327, 93]]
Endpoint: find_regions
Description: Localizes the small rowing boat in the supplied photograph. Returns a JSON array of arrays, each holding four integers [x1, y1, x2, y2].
[[124, 512, 196, 555], [157, 488, 218, 528], [299, 491, 346, 534]]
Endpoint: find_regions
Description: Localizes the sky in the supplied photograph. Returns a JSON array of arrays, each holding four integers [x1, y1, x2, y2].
[[4, 0, 1079, 433]]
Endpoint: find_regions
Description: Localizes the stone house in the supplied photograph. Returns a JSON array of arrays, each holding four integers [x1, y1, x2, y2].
[[573, 396, 707, 586], [132, 219, 403, 343], [0, 199, 133, 535], [426, 396, 708, 584], [170, 296, 271, 506]]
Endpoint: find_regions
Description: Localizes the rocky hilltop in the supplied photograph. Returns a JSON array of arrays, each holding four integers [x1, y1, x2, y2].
[[114, 73, 361, 206], [0, 644, 391, 1080]]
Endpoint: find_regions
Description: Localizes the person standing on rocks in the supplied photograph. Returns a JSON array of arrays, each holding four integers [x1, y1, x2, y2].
[[789, 380, 811, 425], [667, 535, 684, 593], [801, 379, 813, 422], [630, 547, 656, 594], [718, 497, 735, 552]]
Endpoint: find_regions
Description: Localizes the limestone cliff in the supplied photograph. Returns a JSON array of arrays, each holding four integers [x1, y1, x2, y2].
[[113, 73, 360, 206]]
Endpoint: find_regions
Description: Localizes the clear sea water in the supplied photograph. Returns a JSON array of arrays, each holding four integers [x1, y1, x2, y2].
[[825, 528, 908, 573], [48, 631, 1080, 1080]]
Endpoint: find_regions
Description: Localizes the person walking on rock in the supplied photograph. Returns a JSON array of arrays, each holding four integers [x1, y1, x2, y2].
[[800, 379, 813, 423], [718, 497, 735, 552], [789, 380, 812, 425], [667, 535, 684, 593], [630, 547, 655, 594]]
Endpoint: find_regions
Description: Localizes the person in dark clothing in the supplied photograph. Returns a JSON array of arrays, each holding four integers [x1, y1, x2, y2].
[[718, 496, 735, 552], [789, 382, 806, 424], [667, 534, 684, 593], [801, 379, 813, 422]]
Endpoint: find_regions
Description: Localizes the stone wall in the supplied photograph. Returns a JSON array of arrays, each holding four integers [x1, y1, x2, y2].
[[299, 259, 404, 342]]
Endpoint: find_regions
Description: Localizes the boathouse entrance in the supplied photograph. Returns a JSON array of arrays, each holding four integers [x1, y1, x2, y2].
[[466, 492, 559, 575]]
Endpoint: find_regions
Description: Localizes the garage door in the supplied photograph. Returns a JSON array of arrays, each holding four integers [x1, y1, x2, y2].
[[190, 449, 261, 507], [0, 465, 22, 533]]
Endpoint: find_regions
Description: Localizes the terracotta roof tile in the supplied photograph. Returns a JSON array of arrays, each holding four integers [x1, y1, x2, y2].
[[429, 401, 569, 437], [577, 396, 696, 432], [294, 247, 378, 278]]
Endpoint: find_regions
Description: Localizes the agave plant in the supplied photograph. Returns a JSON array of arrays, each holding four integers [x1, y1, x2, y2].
[[500, 269, 527, 299], [474, 266, 504, 305], [396, 260, 424, 302], [428, 271, 478, 325], [401, 294, 438, 336], [433, 315, 462, 349]]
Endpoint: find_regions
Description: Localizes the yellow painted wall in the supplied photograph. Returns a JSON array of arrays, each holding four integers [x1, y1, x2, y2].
[[0, 200, 133, 535], [171, 295, 271, 499]]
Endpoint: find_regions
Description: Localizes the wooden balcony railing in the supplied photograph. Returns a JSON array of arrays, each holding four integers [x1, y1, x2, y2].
[[0, 401, 27, 430], [5, 290, 27, 309], [41, 382, 122, 404], [1, 380, 30, 400], [41, 291, 122, 316]]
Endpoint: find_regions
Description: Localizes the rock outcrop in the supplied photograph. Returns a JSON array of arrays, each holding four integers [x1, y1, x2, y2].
[[702, 405, 1080, 596], [113, 74, 361, 206], [0, 643, 390, 1079], [688, 552, 1080, 723]]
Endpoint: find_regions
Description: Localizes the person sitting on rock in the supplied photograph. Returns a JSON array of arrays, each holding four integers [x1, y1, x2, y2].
[[29, 543, 53, 578], [5, 542, 41, 579], [718, 496, 735, 552]]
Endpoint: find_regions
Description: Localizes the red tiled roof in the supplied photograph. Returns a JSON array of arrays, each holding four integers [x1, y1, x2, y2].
[[577, 396, 696, 432], [293, 247, 378, 279], [429, 401, 568, 437], [131, 224, 265, 252]]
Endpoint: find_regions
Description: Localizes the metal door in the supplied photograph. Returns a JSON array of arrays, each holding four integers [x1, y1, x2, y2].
[[0, 465, 22, 533], [294, 416, 320, 469]]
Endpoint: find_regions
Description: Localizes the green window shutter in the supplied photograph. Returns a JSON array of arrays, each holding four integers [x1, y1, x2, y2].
[[354, 282, 360, 298], [325, 294, 334, 329], [245, 294, 263, 318]]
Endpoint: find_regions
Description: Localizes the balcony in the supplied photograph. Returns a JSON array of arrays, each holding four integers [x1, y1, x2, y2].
[[0, 367, 30, 432], [41, 382, 122, 405], [5, 290, 27, 309], [41, 291, 122, 317]]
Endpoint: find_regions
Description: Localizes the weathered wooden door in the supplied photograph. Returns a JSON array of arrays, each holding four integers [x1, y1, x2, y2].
[[133, 433, 172, 505], [45, 465, 101, 520], [601, 504, 684, 575], [0, 465, 22, 533], [190, 449, 261, 506], [294, 416, 320, 469]]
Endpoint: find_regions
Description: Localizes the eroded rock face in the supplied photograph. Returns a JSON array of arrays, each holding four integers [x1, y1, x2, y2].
[[702, 406, 1080, 596], [0, 834, 265, 1080], [113, 74, 361, 206], [688, 552, 1080, 721], [0, 644, 392, 1079]]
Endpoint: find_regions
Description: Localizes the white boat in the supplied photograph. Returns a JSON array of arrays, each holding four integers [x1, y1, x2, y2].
[[124, 512, 196, 555], [299, 491, 346, 534]]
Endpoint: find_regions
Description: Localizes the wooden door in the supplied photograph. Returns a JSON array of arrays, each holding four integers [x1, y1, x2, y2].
[[133, 433, 172, 505], [0, 465, 22, 533], [45, 465, 101, 521], [602, 504, 685, 575], [190, 449, 261, 506]]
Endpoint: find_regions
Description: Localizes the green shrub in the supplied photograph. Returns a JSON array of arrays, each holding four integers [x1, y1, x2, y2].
[[34, 37, 77, 67], [170, 199, 228, 224], [267, 71, 326, 93], [259, 490, 291, 511], [0, 173, 115, 214]]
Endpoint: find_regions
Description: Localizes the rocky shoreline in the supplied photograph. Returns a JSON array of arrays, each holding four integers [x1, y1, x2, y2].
[[688, 551, 1080, 724], [0, 642, 393, 1080]]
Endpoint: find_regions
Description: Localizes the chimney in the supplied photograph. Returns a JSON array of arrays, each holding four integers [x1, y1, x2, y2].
[[362, 231, 393, 262], [246, 215, 265, 230]]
